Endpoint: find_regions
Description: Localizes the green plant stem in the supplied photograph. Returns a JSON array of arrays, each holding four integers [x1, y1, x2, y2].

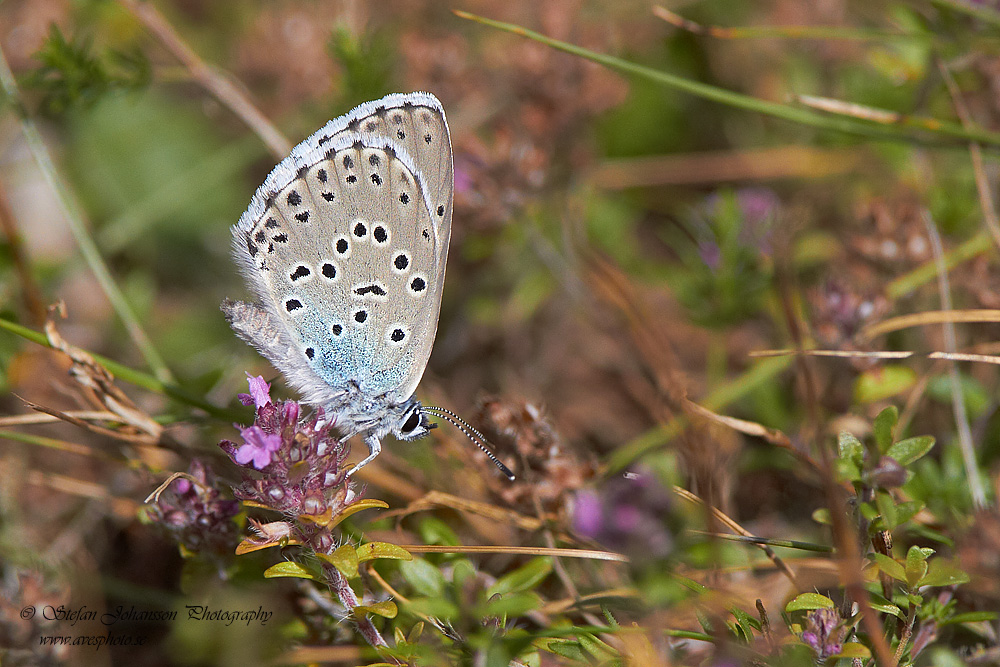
[[454, 10, 1000, 149], [690, 531, 834, 553], [0, 44, 175, 384], [0, 317, 241, 422]]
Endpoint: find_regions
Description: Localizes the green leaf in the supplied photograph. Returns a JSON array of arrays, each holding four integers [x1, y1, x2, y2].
[[855, 368, 915, 403], [542, 639, 588, 661], [356, 541, 412, 563], [327, 498, 389, 528], [353, 600, 397, 619], [893, 500, 924, 526], [835, 643, 872, 659], [838, 432, 864, 461], [728, 619, 752, 644], [730, 605, 761, 642], [835, 457, 863, 484], [905, 545, 929, 589], [399, 557, 446, 597], [785, 593, 835, 612], [874, 406, 899, 453], [450, 559, 476, 590], [918, 559, 970, 588], [868, 599, 904, 619], [318, 544, 359, 578], [871, 553, 906, 582], [406, 621, 425, 642], [486, 558, 552, 598], [887, 436, 935, 466], [263, 561, 317, 580], [578, 632, 618, 661], [875, 490, 899, 530], [859, 502, 879, 522], [418, 516, 461, 546]]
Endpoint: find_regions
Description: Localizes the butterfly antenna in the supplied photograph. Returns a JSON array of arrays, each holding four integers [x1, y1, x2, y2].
[[424, 406, 515, 481]]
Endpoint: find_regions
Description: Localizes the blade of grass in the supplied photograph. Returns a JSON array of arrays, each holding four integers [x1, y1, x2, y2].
[[653, 5, 930, 42], [454, 10, 1000, 148]]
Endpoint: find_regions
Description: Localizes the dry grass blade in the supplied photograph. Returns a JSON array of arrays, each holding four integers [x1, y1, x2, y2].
[[671, 486, 802, 590], [682, 398, 813, 469], [118, 0, 291, 159], [386, 490, 546, 531], [44, 305, 163, 441], [750, 349, 915, 359], [26, 470, 139, 519], [21, 399, 157, 446], [0, 411, 124, 427], [859, 308, 1000, 341], [398, 544, 629, 563]]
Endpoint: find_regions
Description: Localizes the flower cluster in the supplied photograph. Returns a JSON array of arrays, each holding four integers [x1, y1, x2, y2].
[[144, 459, 241, 556], [218, 375, 354, 554]]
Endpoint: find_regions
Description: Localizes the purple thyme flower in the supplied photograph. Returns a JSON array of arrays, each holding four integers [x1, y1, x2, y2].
[[801, 607, 844, 660], [237, 373, 272, 409], [234, 425, 283, 469], [220, 374, 351, 520]]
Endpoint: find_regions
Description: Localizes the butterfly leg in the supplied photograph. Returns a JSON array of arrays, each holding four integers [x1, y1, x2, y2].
[[346, 434, 381, 477]]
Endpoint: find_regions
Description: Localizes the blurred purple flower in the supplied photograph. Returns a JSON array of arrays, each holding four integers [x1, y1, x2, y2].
[[801, 607, 844, 660], [454, 157, 475, 195], [571, 469, 674, 562], [697, 187, 779, 266]]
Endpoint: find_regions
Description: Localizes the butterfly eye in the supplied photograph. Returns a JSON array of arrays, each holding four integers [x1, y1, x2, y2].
[[401, 411, 421, 434]]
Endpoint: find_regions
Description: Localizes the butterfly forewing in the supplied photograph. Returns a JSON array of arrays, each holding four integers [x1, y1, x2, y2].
[[231, 93, 453, 404]]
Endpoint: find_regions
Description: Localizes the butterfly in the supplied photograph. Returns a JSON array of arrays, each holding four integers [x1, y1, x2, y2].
[[222, 92, 514, 480]]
